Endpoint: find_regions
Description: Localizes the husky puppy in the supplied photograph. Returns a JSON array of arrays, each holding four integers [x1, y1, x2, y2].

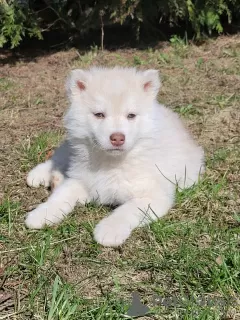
[[25, 67, 204, 247]]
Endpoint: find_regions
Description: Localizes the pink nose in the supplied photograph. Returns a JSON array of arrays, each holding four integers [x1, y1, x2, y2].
[[110, 133, 125, 146]]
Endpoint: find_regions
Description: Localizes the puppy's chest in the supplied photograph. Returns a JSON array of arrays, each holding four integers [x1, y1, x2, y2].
[[85, 166, 135, 205]]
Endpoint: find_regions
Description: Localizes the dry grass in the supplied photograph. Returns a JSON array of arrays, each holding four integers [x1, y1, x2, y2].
[[0, 34, 240, 319]]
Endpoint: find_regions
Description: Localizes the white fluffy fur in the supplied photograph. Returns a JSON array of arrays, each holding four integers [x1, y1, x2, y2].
[[25, 67, 204, 247]]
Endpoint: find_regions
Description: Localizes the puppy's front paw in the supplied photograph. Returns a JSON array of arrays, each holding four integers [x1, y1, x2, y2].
[[27, 162, 51, 188], [94, 216, 132, 247], [25, 206, 48, 229], [25, 203, 61, 229]]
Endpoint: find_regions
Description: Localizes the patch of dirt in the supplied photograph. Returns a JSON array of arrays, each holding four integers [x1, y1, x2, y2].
[[0, 50, 78, 143], [199, 106, 240, 149]]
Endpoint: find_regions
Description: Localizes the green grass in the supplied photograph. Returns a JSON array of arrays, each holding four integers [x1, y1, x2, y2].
[[173, 104, 202, 116], [0, 77, 15, 91], [20, 131, 62, 171], [0, 35, 240, 319]]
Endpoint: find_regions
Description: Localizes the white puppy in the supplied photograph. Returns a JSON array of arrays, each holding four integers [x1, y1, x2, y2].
[[25, 67, 204, 247]]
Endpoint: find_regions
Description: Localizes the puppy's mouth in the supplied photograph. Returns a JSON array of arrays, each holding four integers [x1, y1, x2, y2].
[[106, 148, 125, 152], [105, 148, 126, 155]]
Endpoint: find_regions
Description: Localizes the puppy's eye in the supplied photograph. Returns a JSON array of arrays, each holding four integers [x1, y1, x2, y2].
[[127, 113, 136, 119], [94, 113, 105, 119]]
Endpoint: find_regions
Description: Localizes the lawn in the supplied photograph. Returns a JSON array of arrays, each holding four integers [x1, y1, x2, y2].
[[0, 35, 240, 319]]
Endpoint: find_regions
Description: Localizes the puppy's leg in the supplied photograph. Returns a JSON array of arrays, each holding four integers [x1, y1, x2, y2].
[[25, 179, 89, 229], [27, 160, 53, 188], [27, 140, 70, 188], [94, 192, 174, 247]]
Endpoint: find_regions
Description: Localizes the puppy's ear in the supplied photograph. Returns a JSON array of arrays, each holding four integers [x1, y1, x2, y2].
[[141, 69, 161, 98], [66, 69, 89, 98]]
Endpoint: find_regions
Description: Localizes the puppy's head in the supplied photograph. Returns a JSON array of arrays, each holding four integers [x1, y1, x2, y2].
[[64, 67, 161, 155]]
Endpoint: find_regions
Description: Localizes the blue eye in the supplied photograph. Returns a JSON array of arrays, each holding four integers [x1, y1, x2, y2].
[[94, 113, 105, 119], [127, 113, 136, 119]]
